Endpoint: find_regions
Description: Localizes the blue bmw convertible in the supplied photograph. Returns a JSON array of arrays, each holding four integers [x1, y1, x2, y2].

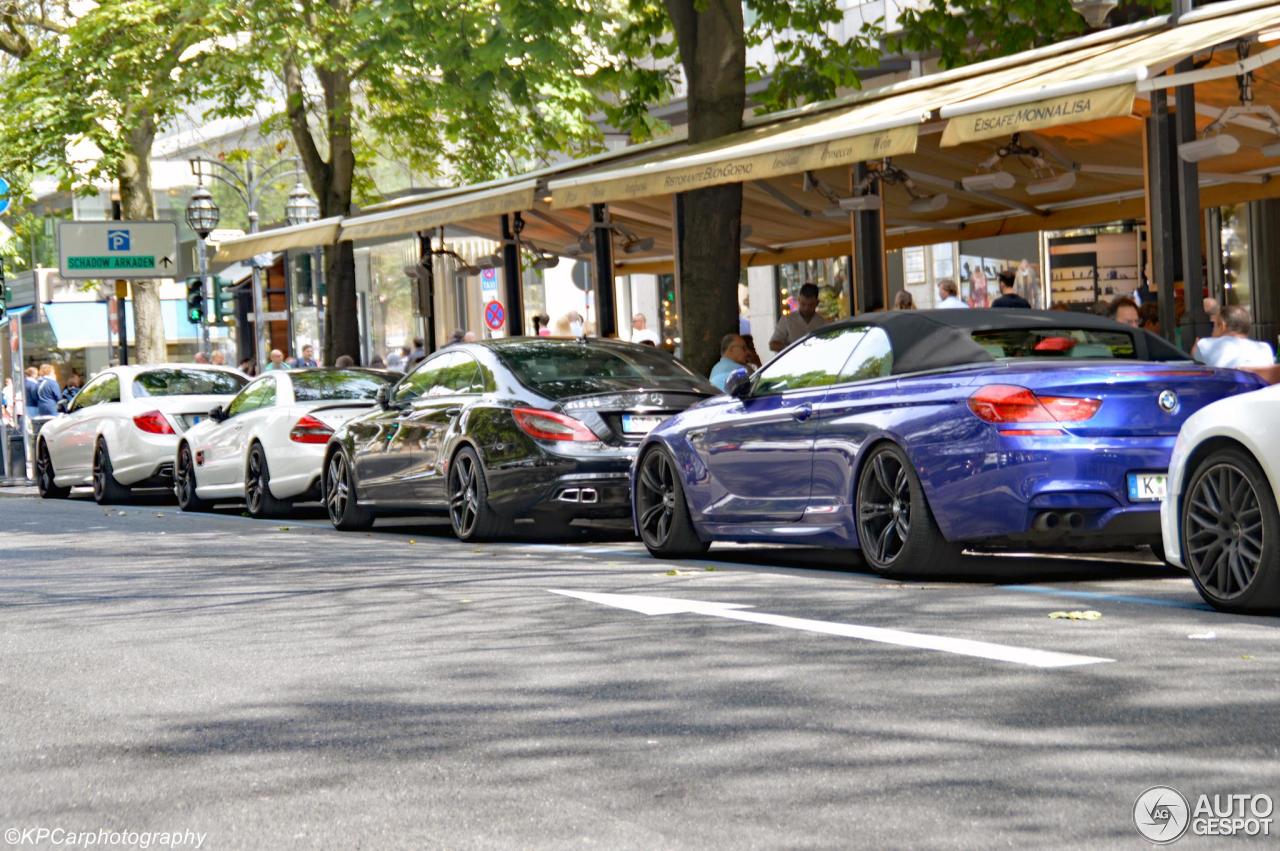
[[632, 309, 1265, 574]]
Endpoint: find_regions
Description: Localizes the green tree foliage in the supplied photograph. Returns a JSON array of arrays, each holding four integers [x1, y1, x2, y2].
[[890, 0, 1170, 70]]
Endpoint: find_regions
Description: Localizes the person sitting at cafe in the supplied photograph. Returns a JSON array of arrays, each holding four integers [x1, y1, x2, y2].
[[710, 333, 752, 391], [1193, 304, 1275, 368]]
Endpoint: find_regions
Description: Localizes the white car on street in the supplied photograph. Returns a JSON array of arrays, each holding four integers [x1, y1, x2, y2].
[[36, 365, 248, 504], [174, 368, 394, 517], [1161, 381, 1280, 613]]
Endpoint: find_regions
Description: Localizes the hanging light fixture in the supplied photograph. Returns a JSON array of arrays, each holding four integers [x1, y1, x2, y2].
[[961, 171, 1016, 192], [1070, 0, 1118, 28], [1026, 171, 1078, 195], [285, 180, 320, 227], [184, 185, 220, 240]]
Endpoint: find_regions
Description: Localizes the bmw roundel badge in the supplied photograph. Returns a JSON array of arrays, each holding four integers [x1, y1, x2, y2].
[[1158, 389, 1178, 413]]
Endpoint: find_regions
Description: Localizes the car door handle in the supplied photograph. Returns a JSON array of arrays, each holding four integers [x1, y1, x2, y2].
[[791, 403, 813, 422]]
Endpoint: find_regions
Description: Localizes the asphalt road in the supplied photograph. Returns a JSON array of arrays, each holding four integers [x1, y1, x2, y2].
[[1, 490, 1277, 849]]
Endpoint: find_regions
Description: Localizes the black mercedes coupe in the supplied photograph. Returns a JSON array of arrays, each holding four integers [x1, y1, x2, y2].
[[321, 337, 718, 540]]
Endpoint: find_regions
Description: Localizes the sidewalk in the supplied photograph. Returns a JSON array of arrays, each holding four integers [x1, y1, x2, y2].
[[0, 482, 38, 497]]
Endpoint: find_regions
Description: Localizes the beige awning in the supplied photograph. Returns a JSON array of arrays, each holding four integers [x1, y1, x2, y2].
[[940, 1, 1280, 146], [211, 217, 342, 263], [338, 180, 540, 243]]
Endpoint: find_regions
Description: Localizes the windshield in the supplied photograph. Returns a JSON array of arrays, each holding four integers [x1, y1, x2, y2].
[[131, 369, 247, 397], [496, 342, 714, 399], [972, 328, 1137, 360], [291, 370, 393, 402]]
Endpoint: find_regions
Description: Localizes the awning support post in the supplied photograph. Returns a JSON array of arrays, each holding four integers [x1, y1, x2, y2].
[[416, 231, 437, 354], [500, 213, 525, 336], [1175, 74, 1211, 345], [1144, 90, 1181, 344], [849, 163, 886, 315], [591, 203, 617, 338]]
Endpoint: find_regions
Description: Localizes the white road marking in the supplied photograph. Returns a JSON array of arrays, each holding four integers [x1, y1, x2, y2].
[[549, 590, 1114, 669]]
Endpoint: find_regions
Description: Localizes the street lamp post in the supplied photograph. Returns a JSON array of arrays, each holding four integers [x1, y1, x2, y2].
[[188, 156, 317, 372], [285, 177, 322, 357]]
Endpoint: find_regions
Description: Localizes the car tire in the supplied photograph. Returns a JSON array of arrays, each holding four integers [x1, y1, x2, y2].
[[855, 442, 961, 577], [175, 443, 213, 512], [635, 445, 708, 558], [447, 446, 510, 541], [36, 442, 71, 499], [324, 449, 374, 531], [245, 443, 291, 518], [1181, 447, 1280, 614], [92, 440, 131, 505]]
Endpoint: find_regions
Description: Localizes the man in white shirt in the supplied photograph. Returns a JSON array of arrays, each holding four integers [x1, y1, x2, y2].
[[630, 313, 660, 346], [1193, 304, 1275, 368], [769, 283, 829, 352], [936, 278, 968, 309]]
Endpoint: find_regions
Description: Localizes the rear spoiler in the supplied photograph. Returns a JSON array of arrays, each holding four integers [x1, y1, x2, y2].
[[308, 401, 378, 413]]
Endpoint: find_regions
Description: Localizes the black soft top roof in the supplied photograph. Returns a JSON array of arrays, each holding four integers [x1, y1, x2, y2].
[[835, 309, 1187, 375]]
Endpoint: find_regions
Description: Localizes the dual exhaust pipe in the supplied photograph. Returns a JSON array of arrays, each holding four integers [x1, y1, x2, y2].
[[1032, 511, 1085, 534], [557, 487, 599, 504]]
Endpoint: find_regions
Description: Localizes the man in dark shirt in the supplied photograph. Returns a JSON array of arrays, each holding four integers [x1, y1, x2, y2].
[[991, 270, 1030, 309]]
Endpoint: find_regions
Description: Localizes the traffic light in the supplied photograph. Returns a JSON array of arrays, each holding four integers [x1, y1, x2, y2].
[[185, 276, 205, 324], [212, 276, 236, 324]]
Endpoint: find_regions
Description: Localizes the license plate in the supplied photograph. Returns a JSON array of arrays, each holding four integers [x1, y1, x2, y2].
[[1127, 473, 1167, 502], [621, 414, 665, 435]]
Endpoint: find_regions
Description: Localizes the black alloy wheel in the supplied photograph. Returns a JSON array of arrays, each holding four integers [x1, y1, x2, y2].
[[36, 443, 71, 499], [245, 444, 290, 518], [325, 450, 373, 531], [855, 443, 960, 576], [447, 447, 507, 541], [635, 446, 707, 558], [1182, 448, 1280, 613], [92, 441, 130, 505], [175, 444, 212, 511]]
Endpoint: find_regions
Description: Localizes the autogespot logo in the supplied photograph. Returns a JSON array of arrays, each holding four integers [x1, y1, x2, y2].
[[1135, 786, 1191, 844]]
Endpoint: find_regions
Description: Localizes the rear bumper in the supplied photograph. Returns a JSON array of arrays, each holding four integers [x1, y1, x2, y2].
[[111, 432, 182, 486], [919, 432, 1174, 547], [485, 450, 635, 520]]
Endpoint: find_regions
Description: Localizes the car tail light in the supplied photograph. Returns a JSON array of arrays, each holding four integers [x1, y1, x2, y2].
[[133, 410, 175, 435], [512, 407, 599, 442], [289, 414, 334, 444], [968, 385, 1100, 424]]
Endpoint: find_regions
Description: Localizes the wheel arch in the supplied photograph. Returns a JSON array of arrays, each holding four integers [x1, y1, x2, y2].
[[1179, 435, 1274, 528]]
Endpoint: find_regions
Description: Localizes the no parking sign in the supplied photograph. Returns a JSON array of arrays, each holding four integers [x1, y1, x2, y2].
[[484, 300, 506, 331]]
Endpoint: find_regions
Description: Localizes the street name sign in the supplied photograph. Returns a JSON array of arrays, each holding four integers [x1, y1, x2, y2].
[[58, 221, 180, 280]]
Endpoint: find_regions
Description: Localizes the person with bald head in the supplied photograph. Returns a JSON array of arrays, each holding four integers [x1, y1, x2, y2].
[[264, 349, 292, 371]]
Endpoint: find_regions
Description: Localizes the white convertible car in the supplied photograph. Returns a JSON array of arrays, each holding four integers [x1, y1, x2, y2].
[[174, 368, 393, 517], [36, 365, 248, 504], [1162, 381, 1280, 613]]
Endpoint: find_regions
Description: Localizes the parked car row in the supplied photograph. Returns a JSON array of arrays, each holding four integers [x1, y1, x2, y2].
[[31, 311, 1280, 614]]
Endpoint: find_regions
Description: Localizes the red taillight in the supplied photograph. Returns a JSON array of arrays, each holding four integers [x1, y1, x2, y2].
[[289, 414, 334, 444], [133, 410, 175, 435], [968, 385, 1100, 424], [511, 407, 599, 442]]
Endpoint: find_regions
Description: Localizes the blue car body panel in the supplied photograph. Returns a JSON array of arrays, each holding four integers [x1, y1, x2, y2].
[[639, 359, 1265, 552]]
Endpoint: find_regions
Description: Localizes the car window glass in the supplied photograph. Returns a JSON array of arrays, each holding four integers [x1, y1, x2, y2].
[[290, 370, 394, 402], [72, 375, 108, 410], [496, 341, 715, 399], [838, 328, 894, 383], [100, 375, 121, 403], [435, 353, 483, 395], [753, 325, 871, 395], [131, 368, 246, 397], [393, 357, 444, 404], [970, 328, 1136, 359], [228, 378, 276, 416]]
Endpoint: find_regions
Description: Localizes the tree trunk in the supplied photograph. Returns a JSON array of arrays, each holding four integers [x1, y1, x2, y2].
[[665, 0, 746, 375], [119, 118, 167, 364]]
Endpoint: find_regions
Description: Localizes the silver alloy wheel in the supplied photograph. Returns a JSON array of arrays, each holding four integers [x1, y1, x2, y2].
[[246, 449, 265, 515], [1185, 461, 1264, 601], [92, 447, 108, 502], [176, 446, 195, 506], [449, 452, 480, 538], [857, 450, 911, 565], [636, 449, 676, 546], [326, 453, 350, 525], [38, 446, 55, 492]]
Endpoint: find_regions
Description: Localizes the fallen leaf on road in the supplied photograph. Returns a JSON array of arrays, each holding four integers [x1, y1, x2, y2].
[[1187, 631, 1216, 640], [408, 539, 416, 544], [1048, 610, 1102, 621], [276, 526, 290, 532]]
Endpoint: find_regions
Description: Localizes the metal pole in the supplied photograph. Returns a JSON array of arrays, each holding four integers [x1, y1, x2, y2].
[[313, 246, 325, 359], [111, 199, 128, 364], [500, 213, 525, 335], [1145, 91, 1180, 344], [1175, 74, 1209, 347], [195, 234, 212, 354], [590, 203, 616, 338]]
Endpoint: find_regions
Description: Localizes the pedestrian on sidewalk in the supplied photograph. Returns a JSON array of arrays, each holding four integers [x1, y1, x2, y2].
[[35, 365, 61, 416]]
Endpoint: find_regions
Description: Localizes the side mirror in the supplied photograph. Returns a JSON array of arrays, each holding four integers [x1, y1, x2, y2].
[[56, 399, 69, 414], [725, 368, 751, 399], [209, 405, 229, 422], [376, 384, 392, 410]]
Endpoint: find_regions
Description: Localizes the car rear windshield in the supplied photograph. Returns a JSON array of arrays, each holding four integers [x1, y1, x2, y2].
[[291, 370, 393, 401], [131, 369, 247, 397], [972, 328, 1137, 360], [496, 342, 713, 398]]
